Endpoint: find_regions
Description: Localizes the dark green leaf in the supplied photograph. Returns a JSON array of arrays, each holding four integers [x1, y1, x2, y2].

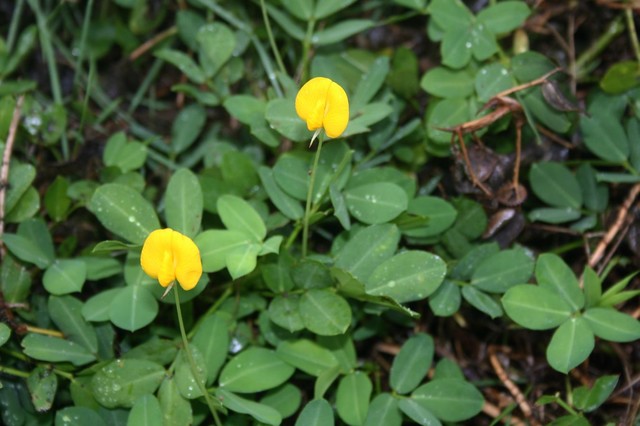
[[390, 333, 434, 394], [546, 317, 594, 373], [502, 285, 573, 330]]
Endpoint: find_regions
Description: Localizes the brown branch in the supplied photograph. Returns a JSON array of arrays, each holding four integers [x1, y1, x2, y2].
[[129, 26, 178, 61], [588, 183, 640, 270], [488, 345, 540, 426], [0, 95, 25, 256]]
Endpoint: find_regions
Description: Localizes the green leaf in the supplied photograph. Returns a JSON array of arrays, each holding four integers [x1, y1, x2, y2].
[[535, 253, 584, 312], [45, 175, 71, 221], [82, 288, 121, 322], [313, 19, 375, 46], [576, 164, 608, 213], [48, 295, 98, 354], [197, 23, 235, 78], [268, 295, 305, 332], [258, 166, 304, 220], [351, 56, 390, 110], [189, 315, 228, 381], [441, 29, 473, 69], [471, 248, 534, 293], [295, 399, 335, 426], [421, 66, 475, 98], [103, 132, 147, 173], [88, 183, 160, 245], [219, 347, 295, 393], [0, 322, 10, 347], [411, 378, 484, 422], [477, 1, 530, 34], [5, 185, 40, 223], [27, 366, 58, 412], [197, 229, 252, 273], [390, 333, 434, 394], [366, 251, 446, 303], [109, 285, 159, 332], [600, 60, 640, 94], [3, 218, 55, 268], [461, 285, 503, 318], [530, 162, 583, 209], [401, 196, 458, 238], [344, 182, 408, 224], [429, 279, 461, 317], [42, 259, 87, 295], [217, 194, 266, 242], [475, 63, 514, 102], [397, 398, 441, 426], [573, 375, 619, 413], [171, 103, 206, 154], [217, 388, 282, 425], [546, 317, 594, 373], [165, 168, 203, 238], [155, 48, 205, 84], [336, 372, 372, 426], [56, 407, 106, 426], [1, 254, 32, 303], [260, 383, 303, 419], [265, 98, 309, 142], [299, 289, 352, 336], [272, 153, 310, 200], [5, 162, 36, 214], [127, 394, 163, 426], [21, 333, 96, 366], [335, 224, 400, 282], [364, 393, 403, 426], [428, 0, 473, 30], [174, 347, 207, 399], [502, 285, 573, 330], [314, 0, 356, 19], [282, 0, 313, 20], [91, 359, 165, 408], [158, 377, 192, 426], [277, 339, 339, 376], [331, 184, 351, 230], [579, 112, 629, 163], [583, 307, 640, 342], [582, 267, 602, 308], [528, 207, 581, 224], [470, 22, 498, 61]]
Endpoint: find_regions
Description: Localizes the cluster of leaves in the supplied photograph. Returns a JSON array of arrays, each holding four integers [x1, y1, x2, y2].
[[1, 0, 640, 425]]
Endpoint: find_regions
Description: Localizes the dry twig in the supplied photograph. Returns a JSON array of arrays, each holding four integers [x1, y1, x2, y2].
[[588, 183, 640, 270], [0, 95, 25, 257], [488, 345, 540, 426]]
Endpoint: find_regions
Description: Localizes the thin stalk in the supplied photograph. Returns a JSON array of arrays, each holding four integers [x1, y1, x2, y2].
[[28, 0, 69, 159], [298, 18, 317, 82], [0, 365, 30, 378], [73, 0, 94, 88], [260, 0, 287, 76], [575, 15, 624, 80], [128, 59, 164, 113], [7, 0, 26, 52], [625, 7, 640, 63], [302, 134, 324, 257], [174, 287, 223, 426], [78, 55, 95, 136]]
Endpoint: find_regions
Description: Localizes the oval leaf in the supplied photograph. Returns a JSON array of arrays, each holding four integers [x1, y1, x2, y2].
[[299, 289, 352, 336], [219, 347, 294, 393]]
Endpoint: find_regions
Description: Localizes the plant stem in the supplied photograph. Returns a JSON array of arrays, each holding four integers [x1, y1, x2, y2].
[[298, 17, 316, 82], [302, 134, 324, 257], [0, 365, 30, 378], [260, 0, 287, 76], [575, 15, 624, 80], [625, 7, 640, 64], [174, 287, 223, 426]]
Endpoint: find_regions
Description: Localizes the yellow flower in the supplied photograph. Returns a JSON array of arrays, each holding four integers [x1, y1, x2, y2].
[[140, 228, 202, 291], [295, 77, 349, 139]]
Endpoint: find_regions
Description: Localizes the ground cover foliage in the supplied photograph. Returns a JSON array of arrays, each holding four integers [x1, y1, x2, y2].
[[1, 0, 640, 424]]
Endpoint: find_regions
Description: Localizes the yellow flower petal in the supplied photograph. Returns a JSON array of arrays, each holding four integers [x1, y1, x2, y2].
[[323, 81, 349, 138], [295, 77, 349, 138], [172, 232, 202, 291], [140, 228, 203, 291], [140, 229, 173, 281]]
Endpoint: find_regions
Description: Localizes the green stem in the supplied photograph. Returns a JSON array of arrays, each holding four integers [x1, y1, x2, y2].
[[74, 0, 94, 89], [0, 365, 30, 378], [625, 8, 640, 64], [6, 0, 25, 52], [174, 287, 223, 426], [302, 134, 324, 257], [575, 15, 624, 80], [260, 0, 287, 76], [299, 18, 316, 82]]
